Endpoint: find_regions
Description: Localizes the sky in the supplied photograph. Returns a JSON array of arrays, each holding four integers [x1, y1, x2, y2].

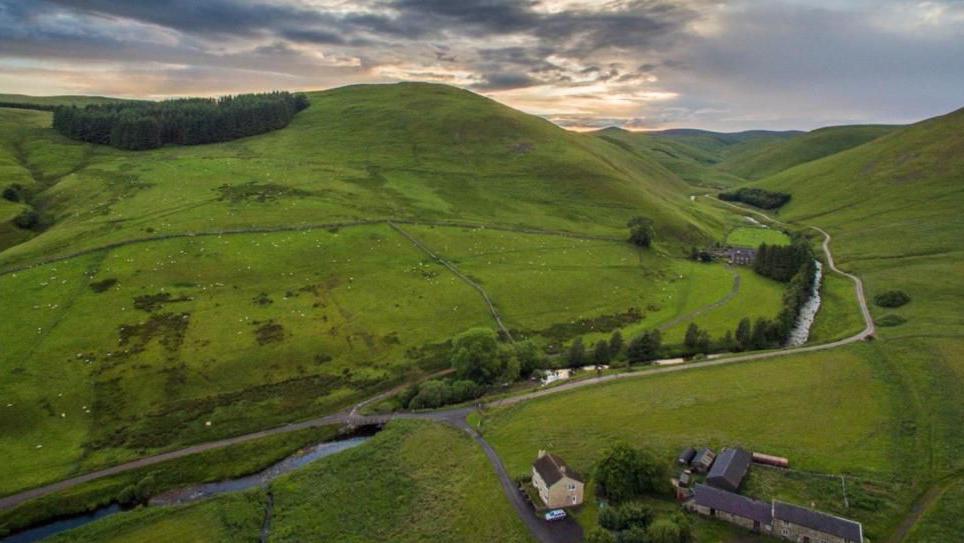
[[1, 0, 962, 131]]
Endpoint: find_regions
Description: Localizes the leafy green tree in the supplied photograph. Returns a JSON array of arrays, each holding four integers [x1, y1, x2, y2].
[[451, 328, 503, 384], [751, 317, 771, 349], [684, 323, 700, 352], [735, 318, 751, 351], [513, 339, 541, 378], [627, 330, 661, 363], [609, 330, 624, 357], [719, 330, 735, 352], [627, 216, 655, 248], [568, 337, 586, 367], [615, 526, 649, 543], [593, 340, 611, 364], [585, 528, 616, 543], [595, 444, 668, 503]]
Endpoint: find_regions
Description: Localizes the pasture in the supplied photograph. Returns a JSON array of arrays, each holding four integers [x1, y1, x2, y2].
[[725, 226, 790, 247]]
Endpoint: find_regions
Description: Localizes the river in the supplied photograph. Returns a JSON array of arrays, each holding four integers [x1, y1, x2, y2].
[[785, 260, 823, 347], [2, 435, 371, 543]]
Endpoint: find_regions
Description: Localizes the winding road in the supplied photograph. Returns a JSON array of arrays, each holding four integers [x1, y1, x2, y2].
[[0, 203, 877, 543]]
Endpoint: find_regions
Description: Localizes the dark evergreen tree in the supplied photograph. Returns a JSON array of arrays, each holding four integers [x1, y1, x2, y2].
[[735, 317, 752, 351], [609, 329, 624, 357], [593, 340, 611, 365], [568, 337, 586, 367]]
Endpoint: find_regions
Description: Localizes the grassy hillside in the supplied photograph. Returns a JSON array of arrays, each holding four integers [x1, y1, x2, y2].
[[1, 84, 771, 497], [718, 124, 899, 180], [0, 83, 713, 270], [0, 94, 132, 108], [48, 421, 532, 542]]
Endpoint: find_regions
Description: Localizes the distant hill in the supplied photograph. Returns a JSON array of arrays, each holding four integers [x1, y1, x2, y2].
[[754, 106, 964, 337], [593, 127, 801, 188], [0, 82, 714, 265], [0, 93, 132, 108], [719, 124, 899, 180]]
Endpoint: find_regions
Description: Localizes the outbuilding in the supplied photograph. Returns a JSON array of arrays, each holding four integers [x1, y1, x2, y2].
[[706, 447, 752, 492]]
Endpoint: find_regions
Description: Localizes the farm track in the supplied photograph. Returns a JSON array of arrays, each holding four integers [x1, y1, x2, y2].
[[656, 270, 741, 332], [388, 221, 514, 341], [0, 218, 620, 277], [887, 470, 963, 543], [0, 200, 878, 543]]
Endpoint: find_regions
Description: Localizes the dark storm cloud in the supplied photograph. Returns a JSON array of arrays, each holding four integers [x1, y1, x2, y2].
[[1, 1, 962, 130]]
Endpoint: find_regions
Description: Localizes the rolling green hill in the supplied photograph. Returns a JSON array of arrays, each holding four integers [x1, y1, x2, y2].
[[0, 94, 132, 108], [0, 83, 766, 499], [718, 124, 899, 180]]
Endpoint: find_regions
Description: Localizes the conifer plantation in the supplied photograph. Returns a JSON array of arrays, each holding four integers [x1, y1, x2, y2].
[[51, 92, 310, 150]]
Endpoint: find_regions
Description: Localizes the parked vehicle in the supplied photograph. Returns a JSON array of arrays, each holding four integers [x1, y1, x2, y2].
[[544, 509, 567, 522]]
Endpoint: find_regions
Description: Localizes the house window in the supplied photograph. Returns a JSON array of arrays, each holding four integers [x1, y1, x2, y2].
[[567, 483, 575, 491], [571, 495, 577, 503]]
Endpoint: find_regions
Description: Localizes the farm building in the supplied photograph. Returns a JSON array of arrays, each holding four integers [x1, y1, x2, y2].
[[706, 447, 752, 492], [531, 450, 584, 509], [691, 447, 716, 473], [686, 484, 864, 543], [678, 447, 697, 465], [772, 501, 863, 543], [727, 247, 756, 266], [688, 484, 772, 533]]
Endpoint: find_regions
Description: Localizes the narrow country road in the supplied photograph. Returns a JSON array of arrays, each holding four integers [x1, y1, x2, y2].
[[0, 203, 876, 543]]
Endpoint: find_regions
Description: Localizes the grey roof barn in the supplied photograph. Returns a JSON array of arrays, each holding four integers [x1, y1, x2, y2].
[[706, 447, 751, 492], [774, 501, 863, 542]]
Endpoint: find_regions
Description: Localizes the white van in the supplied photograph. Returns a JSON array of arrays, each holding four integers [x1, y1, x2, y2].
[[544, 509, 567, 522]]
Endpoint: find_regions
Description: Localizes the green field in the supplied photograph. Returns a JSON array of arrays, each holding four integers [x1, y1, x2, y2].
[[1, 84, 960, 542], [725, 226, 790, 247], [0, 426, 340, 535], [906, 475, 964, 542], [46, 421, 531, 542]]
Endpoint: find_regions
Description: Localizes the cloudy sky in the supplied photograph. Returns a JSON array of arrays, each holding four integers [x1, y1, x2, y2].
[[1, 0, 962, 131]]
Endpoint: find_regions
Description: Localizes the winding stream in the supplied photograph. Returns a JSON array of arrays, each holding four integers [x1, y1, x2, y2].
[[3, 436, 371, 543], [785, 260, 823, 347]]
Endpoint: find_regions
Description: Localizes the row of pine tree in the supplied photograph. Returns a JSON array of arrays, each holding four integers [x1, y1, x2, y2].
[[52, 92, 310, 150]]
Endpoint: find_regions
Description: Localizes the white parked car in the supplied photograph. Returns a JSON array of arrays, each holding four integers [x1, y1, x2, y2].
[[544, 509, 567, 522]]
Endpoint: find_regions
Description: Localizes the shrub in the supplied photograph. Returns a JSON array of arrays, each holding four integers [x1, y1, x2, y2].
[[874, 290, 910, 308], [877, 314, 907, 327], [595, 444, 668, 503], [12, 209, 41, 230], [627, 217, 655, 248], [2, 184, 22, 202]]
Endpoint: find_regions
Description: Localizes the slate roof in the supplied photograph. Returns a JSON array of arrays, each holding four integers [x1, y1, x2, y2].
[[533, 453, 582, 487], [774, 501, 863, 542], [706, 447, 751, 491], [692, 484, 772, 524], [692, 447, 715, 466]]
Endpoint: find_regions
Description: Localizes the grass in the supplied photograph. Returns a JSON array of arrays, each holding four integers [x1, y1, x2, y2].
[[808, 270, 865, 343], [906, 475, 964, 542], [725, 226, 790, 247], [269, 420, 532, 542], [0, 425, 341, 536], [0, 225, 496, 495], [42, 420, 532, 542], [479, 341, 962, 538], [484, 345, 895, 479], [718, 124, 898, 180], [47, 491, 266, 543]]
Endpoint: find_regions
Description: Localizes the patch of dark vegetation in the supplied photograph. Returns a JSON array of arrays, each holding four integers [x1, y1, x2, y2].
[[720, 187, 791, 209], [2, 183, 24, 202], [874, 290, 910, 308], [216, 182, 311, 203], [89, 278, 118, 293], [117, 312, 190, 358], [0, 101, 57, 112], [87, 371, 382, 450], [12, 209, 45, 231], [518, 308, 644, 353], [405, 339, 454, 372], [133, 292, 191, 312], [253, 320, 285, 345], [877, 314, 907, 327], [314, 353, 332, 364], [52, 91, 309, 150], [252, 292, 273, 306]]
